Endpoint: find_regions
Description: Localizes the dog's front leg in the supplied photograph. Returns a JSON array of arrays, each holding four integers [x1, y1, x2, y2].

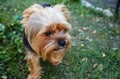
[[25, 52, 41, 79]]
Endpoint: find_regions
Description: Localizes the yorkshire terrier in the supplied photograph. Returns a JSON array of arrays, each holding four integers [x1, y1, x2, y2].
[[21, 3, 71, 79]]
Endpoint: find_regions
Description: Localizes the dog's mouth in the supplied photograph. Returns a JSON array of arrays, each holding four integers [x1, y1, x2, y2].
[[53, 46, 65, 51]]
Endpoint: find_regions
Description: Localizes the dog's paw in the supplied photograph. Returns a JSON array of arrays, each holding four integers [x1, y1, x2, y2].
[[27, 73, 41, 79]]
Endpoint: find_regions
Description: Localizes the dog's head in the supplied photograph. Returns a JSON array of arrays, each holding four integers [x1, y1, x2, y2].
[[21, 4, 71, 65]]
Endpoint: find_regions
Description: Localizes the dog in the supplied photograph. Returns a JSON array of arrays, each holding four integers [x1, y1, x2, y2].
[[21, 3, 71, 79]]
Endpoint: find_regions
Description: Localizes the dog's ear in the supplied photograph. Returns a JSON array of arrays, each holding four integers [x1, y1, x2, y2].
[[54, 4, 71, 22], [21, 4, 43, 25]]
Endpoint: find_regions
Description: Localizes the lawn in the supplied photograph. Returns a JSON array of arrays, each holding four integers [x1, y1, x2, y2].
[[0, 0, 120, 79]]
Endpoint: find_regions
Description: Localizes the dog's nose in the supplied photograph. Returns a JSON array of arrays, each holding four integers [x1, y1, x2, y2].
[[58, 39, 66, 47]]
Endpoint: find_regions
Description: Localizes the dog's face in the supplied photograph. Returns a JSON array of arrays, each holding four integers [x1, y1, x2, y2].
[[32, 23, 71, 65], [21, 4, 71, 65]]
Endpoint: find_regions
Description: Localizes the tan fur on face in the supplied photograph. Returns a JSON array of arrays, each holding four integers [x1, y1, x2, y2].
[[21, 4, 71, 48], [31, 23, 71, 62], [21, 3, 71, 79]]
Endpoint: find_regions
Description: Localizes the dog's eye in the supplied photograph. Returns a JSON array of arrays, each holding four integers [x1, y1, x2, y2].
[[45, 32, 52, 36], [63, 28, 67, 33]]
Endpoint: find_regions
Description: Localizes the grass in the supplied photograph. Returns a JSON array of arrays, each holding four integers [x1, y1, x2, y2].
[[0, 0, 120, 79]]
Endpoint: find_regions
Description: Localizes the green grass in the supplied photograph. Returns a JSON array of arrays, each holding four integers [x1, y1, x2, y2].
[[0, 0, 120, 79]]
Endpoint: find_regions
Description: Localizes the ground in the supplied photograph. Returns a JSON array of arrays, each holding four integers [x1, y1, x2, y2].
[[0, 0, 120, 79]]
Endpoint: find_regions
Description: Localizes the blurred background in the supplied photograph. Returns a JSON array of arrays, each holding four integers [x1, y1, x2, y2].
[[0, 0, 120, 79]]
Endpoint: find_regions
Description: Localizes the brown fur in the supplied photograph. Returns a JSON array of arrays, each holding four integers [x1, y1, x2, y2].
[[21, 3, 71, 79]]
